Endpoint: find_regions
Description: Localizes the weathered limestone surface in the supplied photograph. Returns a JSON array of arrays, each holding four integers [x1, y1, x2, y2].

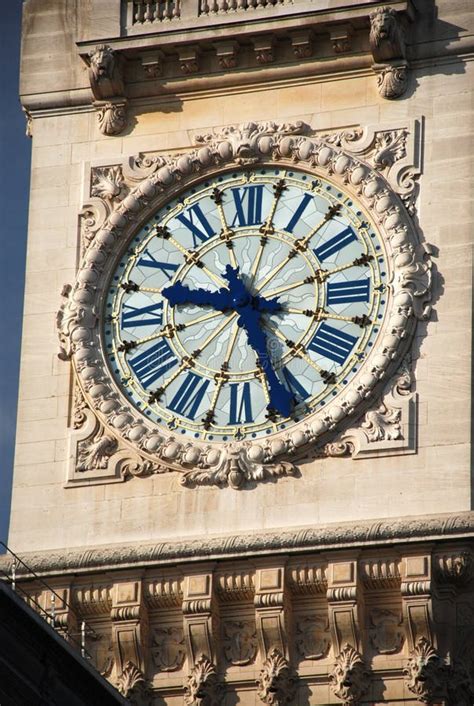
[[7, 1, 474, 701]]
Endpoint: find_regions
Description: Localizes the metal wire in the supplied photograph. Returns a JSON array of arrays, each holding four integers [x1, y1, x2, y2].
[[0, 542, 98, 661]]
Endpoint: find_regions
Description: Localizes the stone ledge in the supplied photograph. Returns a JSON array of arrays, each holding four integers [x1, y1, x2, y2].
[[2, 510, 474, 579]]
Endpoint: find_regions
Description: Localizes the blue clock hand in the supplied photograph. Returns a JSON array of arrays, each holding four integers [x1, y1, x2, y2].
[[222, 265, 282, 313], [236, 305, 293, 418], [162, 281, 232, 311], [222, 266, 292, 417]]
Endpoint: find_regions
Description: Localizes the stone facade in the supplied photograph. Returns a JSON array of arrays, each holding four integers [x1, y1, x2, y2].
[[5, 0, 474, 703]]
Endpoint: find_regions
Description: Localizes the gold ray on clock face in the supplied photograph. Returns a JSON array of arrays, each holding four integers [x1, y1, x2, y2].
[[104, 167, 388, 442]]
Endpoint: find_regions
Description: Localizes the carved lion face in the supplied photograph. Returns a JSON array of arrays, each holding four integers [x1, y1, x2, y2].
[[89, 45, 114, 80], [370, 8, 398, 47]]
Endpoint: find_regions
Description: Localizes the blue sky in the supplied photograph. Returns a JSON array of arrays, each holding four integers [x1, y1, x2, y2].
[[0, 2, 31, 543]]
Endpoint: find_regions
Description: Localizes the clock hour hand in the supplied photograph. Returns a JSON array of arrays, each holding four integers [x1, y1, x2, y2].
[[222, 265, 282, 313], [162, 281, 232, 311], [236, 305, 293, 418]]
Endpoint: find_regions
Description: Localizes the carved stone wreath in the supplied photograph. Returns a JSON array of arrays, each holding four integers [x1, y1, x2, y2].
[[58, 120, 432, 489]]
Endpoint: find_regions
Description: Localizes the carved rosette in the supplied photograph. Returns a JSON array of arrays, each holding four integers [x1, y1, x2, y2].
[[403, 637, 447, 703], [184, 655, 224, 706], [58, 120, 432, 488], [329, 644, 370, 705], [256, 648, 297, 706]]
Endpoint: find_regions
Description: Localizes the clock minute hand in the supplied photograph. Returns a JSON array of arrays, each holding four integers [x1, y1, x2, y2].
[[162, 281, 232, 311], [236, 306, 293, 418]]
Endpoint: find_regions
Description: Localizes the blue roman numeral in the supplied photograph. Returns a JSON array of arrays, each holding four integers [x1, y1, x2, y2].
[[285, 193, 313, 234], [228, 382, 254, 425], [308, 322, 358, 365], [129, 340, 178, 388], [281, 367, 310, 402], [138, 250, 179, 280], [121, 301, 164, 329], [176, 203, 216, 248], [168, 372, 210, 420], [314, 226, 358, 262], [327, 279, 370, 305], [231, 185, 264, 227]]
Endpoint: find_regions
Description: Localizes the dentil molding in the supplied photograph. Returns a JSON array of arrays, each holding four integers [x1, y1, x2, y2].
[[57, 119, 432, 489]]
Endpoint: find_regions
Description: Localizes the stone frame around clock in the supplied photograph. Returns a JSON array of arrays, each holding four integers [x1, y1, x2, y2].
[[57, 120, 433, 489]]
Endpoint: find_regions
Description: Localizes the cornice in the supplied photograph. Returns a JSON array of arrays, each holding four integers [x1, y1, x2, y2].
[[3, 511, 473, 579]]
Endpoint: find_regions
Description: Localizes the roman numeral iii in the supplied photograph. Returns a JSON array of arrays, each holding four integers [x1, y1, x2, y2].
[[326, 279, 370, 305], [308, 322, 358, 365]]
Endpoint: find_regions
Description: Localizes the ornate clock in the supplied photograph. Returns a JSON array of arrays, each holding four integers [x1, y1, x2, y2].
[[58, 122, 432, 488]]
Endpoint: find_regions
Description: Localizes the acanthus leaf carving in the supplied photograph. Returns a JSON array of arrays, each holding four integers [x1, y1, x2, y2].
[[256, 648, 297, 706], [77, 429, 118, 472], [116, 660, 146, 698], [403, 637, 448, 703], [184, 655, 224, 706], [223, 620, 257, 666], [329, 644, 370, 705], [91, 165, 124, 201]]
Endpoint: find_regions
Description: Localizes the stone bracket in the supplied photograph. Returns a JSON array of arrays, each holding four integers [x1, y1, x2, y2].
[[254, 563, 289, 659]]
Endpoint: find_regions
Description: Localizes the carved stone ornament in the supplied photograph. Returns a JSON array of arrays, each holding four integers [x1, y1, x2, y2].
[[376, 63, 409, 100], [151, 626, 185, 671], [403, 637, 448, 703], [117, 660, 146, 698], [325, 356, 416, 459], [369, 7, 409, 100], [256, 648, 297, 706], [222, 620, 257, 665], [87, 44, 128, 136], [184, 655, 224, 706], [329, 644, 371, 705], [58, 120, 432, 489], [296, 615, 330, 660], [369, 608, 404, 654]]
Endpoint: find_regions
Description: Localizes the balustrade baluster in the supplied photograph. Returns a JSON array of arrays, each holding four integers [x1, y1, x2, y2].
[[218, 0, 228, 12], [173, 0, 181, 18], [237, 0, 246, 9], [228, 0, 237, 9], [134, 0, 145, 23], [209, 0, 219, 13], [143, 0, 153, 22]]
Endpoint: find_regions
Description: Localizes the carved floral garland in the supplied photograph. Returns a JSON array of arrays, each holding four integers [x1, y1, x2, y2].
[[57, 121, 432, 488]]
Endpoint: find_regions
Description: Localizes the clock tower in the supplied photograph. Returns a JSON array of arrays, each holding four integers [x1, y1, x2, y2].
[[5, 0, 474, 703]]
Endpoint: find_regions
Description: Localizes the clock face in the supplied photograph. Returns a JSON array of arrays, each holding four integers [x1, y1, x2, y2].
[[103, 167, 388, 443]]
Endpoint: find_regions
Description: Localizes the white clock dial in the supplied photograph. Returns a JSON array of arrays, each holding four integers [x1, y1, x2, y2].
[[103, 168, 387, 441]]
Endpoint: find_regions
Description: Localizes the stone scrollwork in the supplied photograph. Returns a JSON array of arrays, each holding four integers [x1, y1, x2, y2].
[[59, 119, 432, 488], [329, 644, 370, 705], [403, 637, 447, 703], [184, 655, 224, 706], [325, 355, 417, 460], [256, 648, 297, 706]]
